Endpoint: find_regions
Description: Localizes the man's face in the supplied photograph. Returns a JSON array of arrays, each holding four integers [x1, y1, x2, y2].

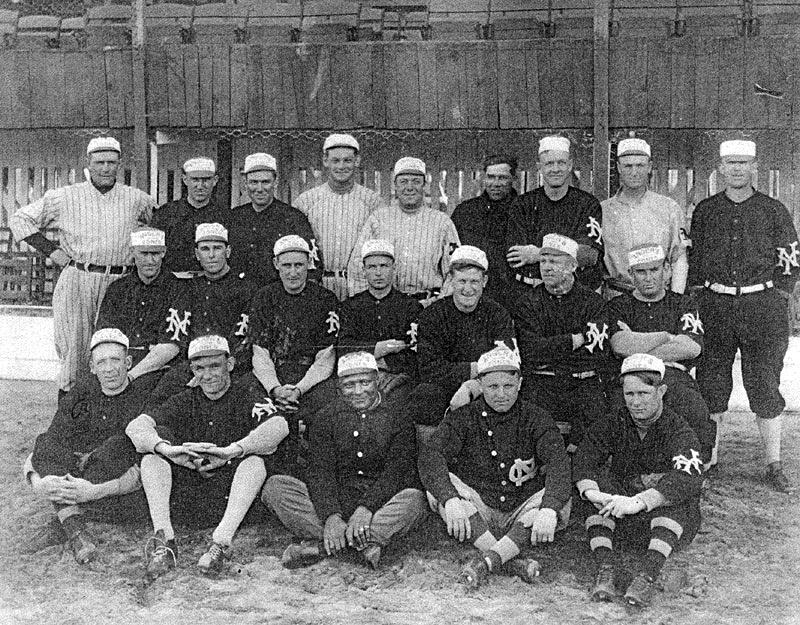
[[195, 240, 230, 276], [323, 147, 359, 185], [274, 251, 309, 294], [480, 370, 521, 414], [617, 155, 652, 191], [622, 375, 666, 425], [540, 252, 575, 288], [395, 174, 425, 210], [190, 353, 233, 396], [484, 163, 514, 201], [87, 151, 120, 188], [339, 371, 379, 411], [719, 156, 756, 190], [451, 266, 487, 313], [364, 254, 395, 290], [132, 249, 164, 280], [538, 150, 572, 190], [245, 170, 277, 207], [631, 261, 667, 299], [183, 172, 218, 205], [89, 342, 130, 393]]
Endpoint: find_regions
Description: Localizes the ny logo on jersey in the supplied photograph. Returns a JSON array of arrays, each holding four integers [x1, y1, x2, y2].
[[672, 449, 702, 475], [509, 457, 536, 487], [680, 312, 703, 334], [586, 216, 603, 243], [777, 241, 800, 276], [234, 313, 249, 337], [309, 238, 320, 270], [494, 338, 521, 365], [326, 310, 340, 335], [584, 322, 609, 353], [252, 398, 279, 423], [165, 308, 191, 341], [407, 322, 419, 352]]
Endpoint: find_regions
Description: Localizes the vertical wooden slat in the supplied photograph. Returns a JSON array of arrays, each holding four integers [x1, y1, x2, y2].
[[198, 44, 214, 128], [145, 46, 169, 127], [467, 42, 498, 129], [497, 41, 527, 129], [524, 40, 542, 128], [694, 38, 719, 129], [12, 50, 32, 129], [717, 39, 744, 128], [166, 45, 186, 128], [183, 45, 201, 128], [593, 1, 610, 199], [573, 40, 594, 128], [388, 44, 420, 129], [418, 43, 438, 130], [281, 45, 302, 128], [330, 44, 355, 130], [0, 55, 15, 128], [351, 45, 374, 128], [246, 45, 265, 129], [370, 43, 387, 129], [549, 41, 576, 128], [536, 41, 555, 127], [743, 38, 771, 130], [105, 49, 129, 129], [670, 39, 695, 128], [212, 44, 231, 127], [646, 40, 671, 128], [230, 44, 248, 127], [436, 43, 466, 129]]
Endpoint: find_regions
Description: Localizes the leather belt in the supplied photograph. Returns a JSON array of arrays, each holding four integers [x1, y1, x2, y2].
[[408, 289, 441, 301], [664, 362, 688, 372], [704, 280, 773, 295], [69, 260, 130, 275], [515, 273, 539, 286], [531, 369, 597, 380], [323, 269, 347, 278]]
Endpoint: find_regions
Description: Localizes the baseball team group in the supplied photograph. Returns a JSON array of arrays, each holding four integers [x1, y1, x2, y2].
[[9, 130, 799, 608]]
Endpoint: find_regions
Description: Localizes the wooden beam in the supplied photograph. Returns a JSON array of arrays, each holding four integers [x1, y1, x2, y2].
[[593, 0, 609, 199], [132, 0, 148, 192]]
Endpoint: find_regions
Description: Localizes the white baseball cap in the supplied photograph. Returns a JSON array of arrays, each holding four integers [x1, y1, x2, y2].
[[274, 234, 310, 257], [243, 152, 277, 174], [617, 138, 651, 158], [188, 335, 230, 360], [90, 328, 129, 351], [183, 157, 216, 175], [720, 140, 756, 158], [195, 222, 228, 243], [540, 233, 579, 260], [620, 353, 665, 378], [450, 245, 489, 271], [323, 133, 359, 153], [86, 137, 121, 155], [538, 136, 570, 154], [393, 157, 426, 178], [477, 346, 520, 375], [130, 227, 166, 251], [337, 351, 379, 377], [361, 239, 395, 261], [628, 244, 666, 269]]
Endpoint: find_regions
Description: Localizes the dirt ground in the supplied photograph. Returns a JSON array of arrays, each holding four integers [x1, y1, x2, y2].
[[0, 379, 798, 625]]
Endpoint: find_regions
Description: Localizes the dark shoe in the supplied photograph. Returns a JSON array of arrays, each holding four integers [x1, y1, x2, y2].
[[460, 555, 490, 590], [23, 517, 68, 554], [281, 540, 324, 569], [61, 516, 97, 565], [591, 563, 616, 602], [766, 462, 795, 494], [624, 573, 655, 608], [504, 558, 541, 584], [362, 543, 381, 570], [144, 530, 177, 581], [197, 541, 232, 575]]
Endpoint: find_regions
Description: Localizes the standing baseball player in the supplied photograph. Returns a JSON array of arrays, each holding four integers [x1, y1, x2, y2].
[[688, 139, 800, 492], [151, 157, 226, 274], [294, 134, 382, 300], [347, 157, 461, 304], [602, 138, 688, 297], [227, 152, 320, 287], [9, 136, 156, 393], [506, 136, 604, 295]]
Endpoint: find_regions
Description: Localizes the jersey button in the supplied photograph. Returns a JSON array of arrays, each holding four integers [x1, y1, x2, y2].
[[357, 451, 363, 458], [357, 470, 364, 475], [487, 430, 493, 437], [208, 421, 214, 426], [481, 411, 487, 417], [491, 450, 497, 457], [499, 496, 506, 503], [500, 463, 506, 469], [501, 480, 507, 486], [353, 430, 359, 437]]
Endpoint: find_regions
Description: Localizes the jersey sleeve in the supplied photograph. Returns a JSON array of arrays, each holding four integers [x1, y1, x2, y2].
[[358, 416, 418, 513], [673, 293, 704, 348], [439, 218, 461, 277], [572, 413, 618, 493], [686, 201, 708, 287], [505, 194, 534, 249], [416, 307, 471, 389], [667, 199, 689, 264], [772, 200, 800, 291], [417, 407, 467, 504], [95, 280, 125, 332], [159, 279, 193, 346], [306, 405, 343, 521], [9, 188, 63, 242], [653, 420, 704, 506]]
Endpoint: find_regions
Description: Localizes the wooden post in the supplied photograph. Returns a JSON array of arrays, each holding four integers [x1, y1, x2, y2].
[[593, 0, 610, 199], [132, 0, 149, 193]]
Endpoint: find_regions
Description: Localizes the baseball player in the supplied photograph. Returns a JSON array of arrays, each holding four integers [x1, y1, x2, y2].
[[294, 134, 382, 300], [513, 234, 611, 450], [95, 227, 180, 391], [347, 157, 461, 304], [263, 352, 426, 570], [409, 246, 516, 431], [9, 136, 156, 393], [151, 157, 226, 274], [418, 346, 572, 589], [506, 136, 604, 295], [227, 152, 321, 287], [338, 239, 423, 401], [24, 329, 149, 563], [126, 335, 289, 579], [451, 155, 519, 310], [605, 244, 716, 463], [688, 139, 800, 492], [602, 138, 688, 297], [574, 354, 703, 608]]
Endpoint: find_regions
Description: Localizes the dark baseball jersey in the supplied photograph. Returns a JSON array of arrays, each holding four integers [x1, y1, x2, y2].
[[150, 197, 227, 273], [247, 280, 340, 384], [338, 288, 422, 377], [226, 199, 321, 287], [506, 186, 604, 290], [418, 398, 571, 513]]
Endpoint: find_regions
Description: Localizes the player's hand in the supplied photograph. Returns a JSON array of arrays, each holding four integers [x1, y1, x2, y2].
[[49, 249, 70, 267], [600, 494, 645, 519], [33, 474, 74, 504], [346, 506, 373, 550], [571, 333, 585, 350], [583, 488, 613, 511], [522, 508, 558, 544], [195, 443, 242, 474], [506, 245, 540, 268], [616, 320, 632, 333], [61, 474, 100, 504], [273, 385, 301, 412], [323, 514, 348, 555], [444, 497, 474, 542], [156, 443, 203, 470]]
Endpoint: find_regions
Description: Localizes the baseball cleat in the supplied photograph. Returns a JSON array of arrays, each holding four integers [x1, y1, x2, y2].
[[624, 573, 655, 608], [144, 530, 177, 581], [198, 541, 232, 575], [591, 563, 616, 601]]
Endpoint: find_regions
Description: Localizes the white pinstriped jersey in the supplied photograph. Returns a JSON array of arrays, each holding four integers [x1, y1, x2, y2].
[[347, 202, 461, 297], [10, 181, 156, 265]]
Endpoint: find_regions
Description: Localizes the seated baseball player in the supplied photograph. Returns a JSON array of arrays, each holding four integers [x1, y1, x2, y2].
[[24, 329, 149, 564], [95, 227, 180, 392], [605, 244, 716, 464], [247, 234, 339, 476], [338, 239, 423, 402], [418, 346, 572, 589], [513, 234, 611, 449], [263, 352, 426, 570], [409, 245, 516, 433], [574, 353, 703, 608], [126, 335, 289, 580]]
